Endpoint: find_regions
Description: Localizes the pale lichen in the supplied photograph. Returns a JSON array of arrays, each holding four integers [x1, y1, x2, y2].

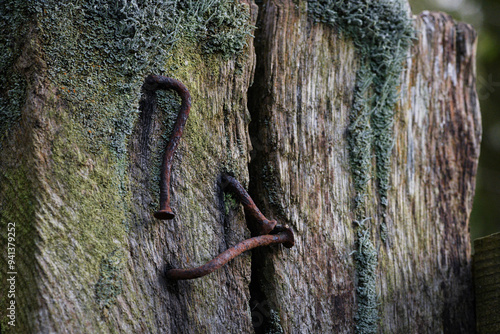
[[0, 1, 30, 143], [0, 0, 255, 329], [308, 0, 414, 332]]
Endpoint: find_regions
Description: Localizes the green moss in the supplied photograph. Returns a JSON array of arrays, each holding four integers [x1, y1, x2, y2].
[[224, 192, 239, 215], [308, 1, 414, 333], [0, 0, 254, 331], [41, 106, 129, 292], [22, 0, 254, 222], [95, 250, 123, 312], [0, 165, 38, 333], [30, 0, 253, 158]]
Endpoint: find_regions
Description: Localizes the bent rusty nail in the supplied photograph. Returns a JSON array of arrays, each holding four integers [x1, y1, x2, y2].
[[166, 226, 294, 280], [221, 174, 277, 235], [144, 75, 191, 220]]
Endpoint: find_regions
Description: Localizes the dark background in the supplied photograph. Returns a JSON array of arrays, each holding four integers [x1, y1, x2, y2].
[[409, 0, 500, 245]]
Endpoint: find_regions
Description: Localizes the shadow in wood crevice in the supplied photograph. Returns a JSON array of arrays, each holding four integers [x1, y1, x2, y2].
[[248, 247, 283, 334], [246, 2, 285, 333]]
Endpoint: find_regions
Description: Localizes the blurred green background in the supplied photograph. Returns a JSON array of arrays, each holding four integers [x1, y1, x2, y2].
[[409, 0, 500, 245]]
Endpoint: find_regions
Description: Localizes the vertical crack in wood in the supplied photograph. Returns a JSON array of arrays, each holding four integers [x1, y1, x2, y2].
[[246, 1, 285, 333]]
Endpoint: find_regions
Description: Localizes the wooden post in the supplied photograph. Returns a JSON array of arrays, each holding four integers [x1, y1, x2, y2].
[[0, 1, 480, 333], [474, 232, 500, 333]]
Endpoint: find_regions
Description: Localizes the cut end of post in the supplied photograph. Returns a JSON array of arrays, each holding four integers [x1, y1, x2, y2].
[[154, 209, 175, 220]]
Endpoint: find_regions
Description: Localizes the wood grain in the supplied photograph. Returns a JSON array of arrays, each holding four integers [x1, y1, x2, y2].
[[248, 3, 479, 332], [0, 2, 480, 333]]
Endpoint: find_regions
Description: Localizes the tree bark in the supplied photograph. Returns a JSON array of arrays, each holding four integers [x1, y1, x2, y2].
[[0, 1, 480, 333]]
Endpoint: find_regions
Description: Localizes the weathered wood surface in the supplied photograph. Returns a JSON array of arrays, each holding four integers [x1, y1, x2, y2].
[[249, 4, 480, 332], [381, 12, 480, 332], [0, 1, 480, 333], [1, 1, 260, 333], [248, 2, 359, 332], [474, 232, 500, 333]]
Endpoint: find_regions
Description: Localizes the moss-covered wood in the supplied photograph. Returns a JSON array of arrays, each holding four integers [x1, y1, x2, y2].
[[0, 1, 480, 333], [1, 1, 258, 333]]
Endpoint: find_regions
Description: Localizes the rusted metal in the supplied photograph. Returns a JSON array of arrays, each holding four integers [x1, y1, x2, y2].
[[144, 75, 191, 220], [166, 226, 294, 280], [221, 174, 277, 235]]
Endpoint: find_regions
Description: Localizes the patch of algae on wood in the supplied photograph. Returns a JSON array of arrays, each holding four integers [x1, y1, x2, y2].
[[0, 0, 255, 331]]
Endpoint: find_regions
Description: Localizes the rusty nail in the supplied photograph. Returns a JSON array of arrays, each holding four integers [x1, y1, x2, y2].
[[144, 75, 191, 220], [166, 226, 294, 280], [221, 174, 277, 235]]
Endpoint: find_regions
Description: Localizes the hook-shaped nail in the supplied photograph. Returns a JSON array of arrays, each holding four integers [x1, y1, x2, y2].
[[222, 174, 277, 235], [144, 75, 191, 220], [166, 226, 294, 280]]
